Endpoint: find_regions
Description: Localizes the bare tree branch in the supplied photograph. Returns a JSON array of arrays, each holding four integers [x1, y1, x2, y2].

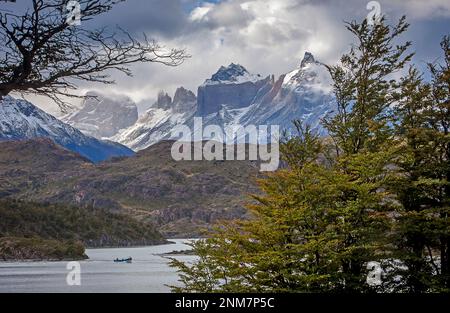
[[0, 0, 189, 111]]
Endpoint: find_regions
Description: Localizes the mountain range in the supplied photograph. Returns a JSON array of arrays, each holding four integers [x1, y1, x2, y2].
[[67, 52, 336, 151]]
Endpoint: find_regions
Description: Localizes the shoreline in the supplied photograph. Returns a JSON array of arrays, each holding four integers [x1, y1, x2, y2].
[[0, 239, 193, 262], [83, 240, 176, 250]]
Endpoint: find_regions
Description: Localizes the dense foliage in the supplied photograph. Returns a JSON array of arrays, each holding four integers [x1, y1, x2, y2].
[[170, 17, 449, 293]]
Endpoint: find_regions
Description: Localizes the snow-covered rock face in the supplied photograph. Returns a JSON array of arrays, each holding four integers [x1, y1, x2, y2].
[[64, 91, 138, 139], [204, 63, 263, 85], [172, 87, 197, 113], [153, 91, 173, 111], [198, 63, 270, 116], [0, 96, 134, 162], [238, 52, 335, 134], [113, 52, 336, 150], [111, 87, 198, 151], [196, 52, 335, 135]]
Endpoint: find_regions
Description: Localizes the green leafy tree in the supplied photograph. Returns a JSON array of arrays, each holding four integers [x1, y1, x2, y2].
[[323, 16, 413, 155], [170, 121, 394, 293], [171, 124, 339, 292], [388, 37, 450, 292], [429, 36, 450, 291], [319, 16, 413, 291]]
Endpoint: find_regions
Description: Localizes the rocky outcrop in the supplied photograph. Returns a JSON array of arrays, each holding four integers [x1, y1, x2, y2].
[[153, 91, 173, 110], [238, 51, 335, 135], [173, 87, 197, 113], [300, 51, 317, 68], [198, 78, 271, 115]]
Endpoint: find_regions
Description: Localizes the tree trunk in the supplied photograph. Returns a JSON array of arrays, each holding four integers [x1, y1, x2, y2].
[[441, 236, 449, 289], [0, 88, 10, 102], [408, 236, 426, 293], [442, 169, 450, 289]]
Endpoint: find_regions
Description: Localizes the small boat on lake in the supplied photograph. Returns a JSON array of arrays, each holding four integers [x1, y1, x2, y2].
[[114, 257, 132, 263]]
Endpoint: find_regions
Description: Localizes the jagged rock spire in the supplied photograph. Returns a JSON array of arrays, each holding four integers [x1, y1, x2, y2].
[[300, 52, 316, 68]]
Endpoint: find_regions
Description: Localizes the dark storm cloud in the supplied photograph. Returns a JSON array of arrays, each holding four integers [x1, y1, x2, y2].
[[88, 0, 189, 38], [0, 0, 191, 38]]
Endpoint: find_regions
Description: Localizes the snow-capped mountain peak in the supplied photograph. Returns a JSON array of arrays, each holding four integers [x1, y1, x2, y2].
[[0, 96, 134, 162], [300, 51, 317, 68], [282, 52, 331, 94], [204, 63, 262, 85]]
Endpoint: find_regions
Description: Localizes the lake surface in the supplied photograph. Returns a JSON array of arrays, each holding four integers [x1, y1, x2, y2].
[[0, 239, 196, 293]]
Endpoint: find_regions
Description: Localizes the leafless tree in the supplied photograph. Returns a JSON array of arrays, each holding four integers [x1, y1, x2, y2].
[[0, 0, 189, 110]]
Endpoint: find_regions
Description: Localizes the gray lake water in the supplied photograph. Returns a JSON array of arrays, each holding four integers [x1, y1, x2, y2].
[[0, 239, 196, 293]]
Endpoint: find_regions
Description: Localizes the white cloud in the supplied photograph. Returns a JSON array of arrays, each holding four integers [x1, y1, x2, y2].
[[189, 4, 214, 22], [128, 0, 350, 101]]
